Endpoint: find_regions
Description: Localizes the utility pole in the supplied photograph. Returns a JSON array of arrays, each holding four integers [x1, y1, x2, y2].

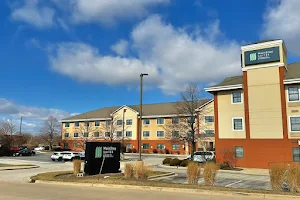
[[138, 73, 148, 161], [19, 116, 23, 135]]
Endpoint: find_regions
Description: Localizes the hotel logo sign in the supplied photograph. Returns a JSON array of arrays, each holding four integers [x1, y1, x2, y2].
[[95, 147, 102, 158], [244, 46, 280, 66]]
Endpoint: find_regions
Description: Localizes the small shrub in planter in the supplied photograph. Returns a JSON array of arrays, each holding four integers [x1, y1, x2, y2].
[[170, 158, 181, 166], [180, 159, 190, 167], [203, 162, 219, 186], [153, 149, 158, 153], [219, 162, 232, 170], [132, 148, 137, 153], [162, 158, 172, 165], [165, 149, 170, 154], [127, 148, 132, 153], [124, 163, 134, 179], [187, 162, 201, 184]]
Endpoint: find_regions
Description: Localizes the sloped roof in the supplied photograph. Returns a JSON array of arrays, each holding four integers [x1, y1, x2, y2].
[[63, 99, 212, 121]]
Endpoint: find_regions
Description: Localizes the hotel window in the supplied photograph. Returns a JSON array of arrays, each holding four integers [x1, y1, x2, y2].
[[143, 119, 150, 125], [172, 130, 180, 137], [126, 131, 132, 137], [235, 146, 244, 158], [106, 120, 111, 126], [84, 122, 90, 127], [157, 144, 165, 150], [288, 87, 299, 101], [105, 132, 110, 137], [116, 131, 122, 137], [74, 143, 78, 148], [143, 143, 150, 149], [74, 133, 79, 138], [84, 132, 89, 137], [157, 118, 164, 125], [94, 121, 100, 127], [205, 116, 214, 123], [126, 144, 132, 150], [157, 131, 165, 138], [172, 117, 179, 124], [233, 118, 243, 131], [94, 132, 100, 137], [290, 117, 300, 131], [232, 92, 242, 103], [117, 120, 122, 126], [172, 144, 180, 150], [143, 131, 150, 137], [126, 119, 132, 125], [64, 132, 69, 138], [292, 148, 300, 162], [65, 122, 70, 128], [205, 130, 214, 135], [74, 122, 79, 127]]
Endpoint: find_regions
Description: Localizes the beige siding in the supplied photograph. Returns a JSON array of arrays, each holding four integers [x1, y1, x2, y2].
[[142, 118, 167, 140], [218, 90, 246, 139], [113, 107, 138, 140], [285, 84, 300, 138]]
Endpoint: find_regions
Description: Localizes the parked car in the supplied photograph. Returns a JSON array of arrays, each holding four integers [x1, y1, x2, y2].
[[50, 152, 67, 161], [13, 148, 35, 157], [34, 146, 45, 151], [62, 152, 81, 161], [186, 151, 215, 163]]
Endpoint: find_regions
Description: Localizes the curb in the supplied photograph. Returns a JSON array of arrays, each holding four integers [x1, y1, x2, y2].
[[148, 172, 175, 180], [0, 165, 39, 171], [33, 180, 299, 199], [125, 153, 187, 157], [158, 164, 186, 170]]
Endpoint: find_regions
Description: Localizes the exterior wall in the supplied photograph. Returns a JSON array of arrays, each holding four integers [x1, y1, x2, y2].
[[285, 84, 300, 138], [217, 90, 246, 139], [247, 67, 283, 139], [113, 107, 138, 140], [142, 118, 167, 140]]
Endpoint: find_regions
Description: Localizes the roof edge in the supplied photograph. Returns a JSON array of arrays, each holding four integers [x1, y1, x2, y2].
[[205, 84, 243, 92]]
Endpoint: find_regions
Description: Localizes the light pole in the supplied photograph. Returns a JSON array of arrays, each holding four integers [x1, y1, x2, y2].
[[122, 109, 126, 157], [139, 73, 148, 161], [19, 116, 23, 135]]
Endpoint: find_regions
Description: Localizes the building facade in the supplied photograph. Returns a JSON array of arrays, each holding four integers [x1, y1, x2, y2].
[[61, 100, 215, 155], [205, 39, 300, 168]]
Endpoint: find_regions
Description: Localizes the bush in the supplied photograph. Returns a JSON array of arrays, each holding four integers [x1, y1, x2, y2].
[[219, 162, 232, 170], [134, 161, 151, 179], [73, 159, 81, 175], [124, 163, 134, 179], [187, 162, 201, 184], [153, 149, 158, 153], [180, 159, 190, 167], [170, 158, 181, 166], [203, 162, 219, 186], [269, 164, 286, 192], [162, 158, 172, 165], [286, 164, 300, 192], [165, 149, 170, 154], [127, 148, 132, 153], [132, 148, 137, 153]]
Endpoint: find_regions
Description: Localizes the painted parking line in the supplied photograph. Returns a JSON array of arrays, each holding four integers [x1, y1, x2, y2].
[[225, 180, 243, 187]]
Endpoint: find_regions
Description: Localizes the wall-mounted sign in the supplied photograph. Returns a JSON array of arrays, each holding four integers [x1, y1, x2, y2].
[[244, 46, 280, 66]]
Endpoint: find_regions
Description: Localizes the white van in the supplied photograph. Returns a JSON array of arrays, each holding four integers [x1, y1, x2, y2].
[[186, 151, 215, 163]]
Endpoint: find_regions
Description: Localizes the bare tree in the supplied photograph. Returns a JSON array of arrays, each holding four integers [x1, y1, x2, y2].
[[0, 120, 17, 135], [100, 116, 127, 143], [164, 83, 211, 159], [40, 117, 60, 150]]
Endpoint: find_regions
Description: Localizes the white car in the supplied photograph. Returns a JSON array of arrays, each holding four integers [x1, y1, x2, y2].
[[51, 152, 66, 161], [186, 151, 215, 163], [34, 146, 45, 151], [62, 152, 81, 161]]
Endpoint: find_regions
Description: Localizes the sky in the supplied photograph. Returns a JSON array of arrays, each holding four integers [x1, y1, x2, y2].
[[1, 0, 300, 133]]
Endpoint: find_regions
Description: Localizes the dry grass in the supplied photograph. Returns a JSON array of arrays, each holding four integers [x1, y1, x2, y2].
[[286, 164, 300, 193], [124, 163, 134, 179], [203, 162, 219, 186], [187, 162, 201, 184], [269, 164, 286, 192], [73, 160, 82, 175], [134, 161, 152, 180]]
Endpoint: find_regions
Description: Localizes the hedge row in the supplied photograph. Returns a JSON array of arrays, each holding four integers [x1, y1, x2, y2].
[[162, 158, 196, 167]]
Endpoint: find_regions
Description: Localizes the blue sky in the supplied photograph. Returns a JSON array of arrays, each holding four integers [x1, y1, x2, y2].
[[1, 0, 300, 133]]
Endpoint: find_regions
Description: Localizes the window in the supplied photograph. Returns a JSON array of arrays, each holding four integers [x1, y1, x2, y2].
[[235, 146, 244, 158], [84, 132, 89, 137], [64, 132, 69, 138], [292, 148, 300, 162], [117, 120, 122, 126], [126, 131, 132, 137], [84, 122, 89, 127], [143, 143, 150, 149], [116, 131, 122, 137], [74, 133, 79, 138], [94, 132, 100, 137], [288, 87, 299, 101], [157, 118, 164, 125], [64, 143, 68, 148], [95, 121, 100, 127], [233, 118, 243, 131], [126, 119, 132, 125], [172, 144, 180, 150], [65, 122, 70, 128], [106, 120, 111, 126], [172, 117, 179, 124], [143, 131, 150, 137], [126, 144, 132, 149], [105, 132, 110, 137], [290, 117, 300, 131], [205, 130, 214, 134], [74, 143, 78, 148], [157, 144, 165, 150], [143, 119, 150, 125], [157, 131, 164, 138], [172, 130, 180, 137], [74, 122, 79, 127], [232, 91, 242, 103], [205, 116, 214, 123]]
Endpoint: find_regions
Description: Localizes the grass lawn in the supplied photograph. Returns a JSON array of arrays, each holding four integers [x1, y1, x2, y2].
[[0, 163, 35, 167]]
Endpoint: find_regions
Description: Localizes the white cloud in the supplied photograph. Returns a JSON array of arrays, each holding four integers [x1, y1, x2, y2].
[[11, 0, 55, 28], [111, 39, 129, 56], [262, 0, 300, 55]]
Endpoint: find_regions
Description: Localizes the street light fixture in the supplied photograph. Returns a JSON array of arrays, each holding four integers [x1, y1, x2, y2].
[[138, 73, 148, 161]]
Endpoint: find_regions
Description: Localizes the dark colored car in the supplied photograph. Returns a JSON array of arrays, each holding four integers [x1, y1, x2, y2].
[[13, 148, 35, 156]]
